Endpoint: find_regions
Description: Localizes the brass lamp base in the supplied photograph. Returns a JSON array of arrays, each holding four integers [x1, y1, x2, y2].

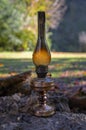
[[33, 104, 55, 117], [31, 77, 55, 117]]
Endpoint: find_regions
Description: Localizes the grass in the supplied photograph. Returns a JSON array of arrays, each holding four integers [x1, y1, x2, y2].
[[0, 52, 86, 79]]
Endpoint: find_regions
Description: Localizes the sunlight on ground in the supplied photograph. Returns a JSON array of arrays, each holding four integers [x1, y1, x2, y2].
[[0, 51, 86, 59]]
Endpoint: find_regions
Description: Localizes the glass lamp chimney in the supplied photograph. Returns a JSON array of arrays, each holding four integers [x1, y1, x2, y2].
[[33, 11, 51, 78]]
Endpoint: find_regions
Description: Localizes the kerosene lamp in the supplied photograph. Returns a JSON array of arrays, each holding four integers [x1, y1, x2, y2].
[[31, 11, 55, 117]]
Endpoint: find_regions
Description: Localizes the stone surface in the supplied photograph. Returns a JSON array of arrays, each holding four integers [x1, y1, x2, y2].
[[0, 93, 86, 130], [0, 112, 86, 130]]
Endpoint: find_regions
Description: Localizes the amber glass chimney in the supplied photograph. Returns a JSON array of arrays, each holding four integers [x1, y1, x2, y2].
[[33, 11, 51, 78]]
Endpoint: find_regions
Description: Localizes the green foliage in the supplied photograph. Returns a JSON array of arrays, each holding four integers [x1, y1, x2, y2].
[[17, 30, 37, 51], [0, 0, 24, 51], [0, 0, 52, 51]]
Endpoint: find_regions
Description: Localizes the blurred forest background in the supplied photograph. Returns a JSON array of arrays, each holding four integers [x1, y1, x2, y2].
[[0, 0, 86, 52]]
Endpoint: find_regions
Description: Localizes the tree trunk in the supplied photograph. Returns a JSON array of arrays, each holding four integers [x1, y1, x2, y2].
[[0, 71, 31, 96]]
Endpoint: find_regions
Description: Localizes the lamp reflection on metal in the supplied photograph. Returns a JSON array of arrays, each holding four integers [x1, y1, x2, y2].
[[31, 11, 55, 117]]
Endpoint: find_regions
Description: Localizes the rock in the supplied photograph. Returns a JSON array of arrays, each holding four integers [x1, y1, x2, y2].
[[0, 112, 86, 130], [48, 91, 71, 112], [9, 102, 18, 115], [12, 94, 21, 102], [0, 93, 86, 130]]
